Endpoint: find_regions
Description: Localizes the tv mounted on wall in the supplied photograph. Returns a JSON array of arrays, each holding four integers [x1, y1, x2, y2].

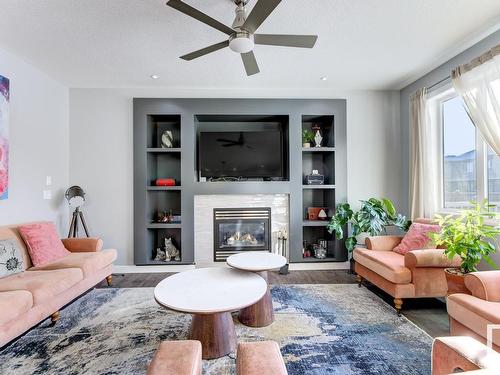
[[198, 131, 284, 180]]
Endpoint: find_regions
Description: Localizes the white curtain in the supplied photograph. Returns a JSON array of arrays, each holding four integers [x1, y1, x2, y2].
[[409, 88, 440, 220], [452, 45, 500, 156]]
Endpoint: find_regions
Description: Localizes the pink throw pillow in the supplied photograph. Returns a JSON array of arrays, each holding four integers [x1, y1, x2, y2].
[[19, 222, 70, 266], [393, 222, 440, 255]]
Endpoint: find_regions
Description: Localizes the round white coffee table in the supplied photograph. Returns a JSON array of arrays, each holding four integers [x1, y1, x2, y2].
[[154, 267, 267, 359], [227, 252, 286, 327]]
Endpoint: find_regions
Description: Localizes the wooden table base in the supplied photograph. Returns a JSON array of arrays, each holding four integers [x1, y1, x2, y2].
[[238, 271, 275, 327], [190, 312, 236, 359]]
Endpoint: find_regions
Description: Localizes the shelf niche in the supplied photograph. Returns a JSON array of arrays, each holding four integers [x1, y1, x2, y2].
[[302, 188, 335, 220], [147, 115, 181, 148], [147, 190, 181, 225], [302, 115, 334, 148], [147, 227, 182, 263]]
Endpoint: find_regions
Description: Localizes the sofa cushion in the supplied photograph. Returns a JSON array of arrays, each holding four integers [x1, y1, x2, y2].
[[18, 222, 70, 267], [393, 222, 440, 255], [0, 290, 33, 326], [0, 239, 24, 277], [29, 249, 117, 278], [0, 268, 83, 305], [353, 248, 411, 284]]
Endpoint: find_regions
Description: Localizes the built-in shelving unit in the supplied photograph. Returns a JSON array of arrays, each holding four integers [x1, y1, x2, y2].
[[135, 114, 188, 265], [300, 115, 344, 262], [134, 99, 347, 267]]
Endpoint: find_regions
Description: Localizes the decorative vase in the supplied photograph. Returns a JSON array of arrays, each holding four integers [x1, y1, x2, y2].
[[303, 142, 311, 148], [314, 130, 323, 147], [161, 130, 174, 148], [444, 268, 471, 295]]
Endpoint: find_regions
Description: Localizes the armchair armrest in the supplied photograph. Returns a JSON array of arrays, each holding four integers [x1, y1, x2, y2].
[[404, 249, 461, 269], [465, 271, 500, 302], [365, 236, 403, 251], [61, 237, 103, 252]]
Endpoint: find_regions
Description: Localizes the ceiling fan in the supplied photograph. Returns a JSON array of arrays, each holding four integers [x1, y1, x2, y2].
[[166, 0, 318, 76]]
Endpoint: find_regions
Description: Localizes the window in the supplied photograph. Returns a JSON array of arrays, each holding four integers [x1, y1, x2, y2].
[[488, 147, 500, 210], [442, 96, 477, 209], [431, 88, 499, 211]]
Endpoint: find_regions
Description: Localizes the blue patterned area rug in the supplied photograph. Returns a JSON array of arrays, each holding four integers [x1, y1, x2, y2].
[[0, 285, 432, 374]]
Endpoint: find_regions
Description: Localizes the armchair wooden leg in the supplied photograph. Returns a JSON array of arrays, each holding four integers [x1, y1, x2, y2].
[[356, 274, 363, 287], [50, 311, 60, 326], [106, 275, 113, 287], [394, 298, 403, 315]]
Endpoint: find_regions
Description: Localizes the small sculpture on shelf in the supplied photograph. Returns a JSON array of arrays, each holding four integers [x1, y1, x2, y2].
[[161, 130, 174, 148], [154, 247, 168, 262], [312, 123, 323, 147], [165, 237, 180, 261], [157, 210, 173, 223]]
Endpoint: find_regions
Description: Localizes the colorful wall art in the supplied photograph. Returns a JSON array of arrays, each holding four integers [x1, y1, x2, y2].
[[0, 75, 9, 200]]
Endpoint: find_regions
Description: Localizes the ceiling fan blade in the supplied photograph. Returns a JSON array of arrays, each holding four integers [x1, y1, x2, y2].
[[166, 0, 234, 35], [254, 34, 318, 48], [180, 40, 229, 61], [241, 51, 260, 76], [242, 0, 281, 34]]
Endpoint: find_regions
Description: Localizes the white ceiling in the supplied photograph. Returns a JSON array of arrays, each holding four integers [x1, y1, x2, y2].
[[0, 0, 499, 90]]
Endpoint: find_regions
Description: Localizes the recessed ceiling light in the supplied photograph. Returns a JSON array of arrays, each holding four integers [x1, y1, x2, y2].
[[320, 76, 327, 81], [150, 74, 160, 80]]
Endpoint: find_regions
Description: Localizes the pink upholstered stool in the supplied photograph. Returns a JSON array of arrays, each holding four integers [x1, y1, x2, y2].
[[147, 340, 202, 375], [236, 341, 288, 375], [432, 336, 500, 375]]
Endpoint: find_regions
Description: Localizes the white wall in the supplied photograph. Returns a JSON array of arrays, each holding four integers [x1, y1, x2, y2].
[[69, 88, 402, 265], [0, 47, 69, 233]]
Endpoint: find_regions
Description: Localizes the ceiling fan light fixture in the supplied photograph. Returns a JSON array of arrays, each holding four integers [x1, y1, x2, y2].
[[229, 33, 254, 53]]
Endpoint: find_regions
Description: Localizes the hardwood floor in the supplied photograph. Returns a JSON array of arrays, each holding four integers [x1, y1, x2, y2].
[[97, 270, 449, 338]]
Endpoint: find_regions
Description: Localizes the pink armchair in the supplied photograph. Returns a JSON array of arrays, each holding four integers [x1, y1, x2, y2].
[[447, 271, 500, 350], [353, 224, 461, 313]]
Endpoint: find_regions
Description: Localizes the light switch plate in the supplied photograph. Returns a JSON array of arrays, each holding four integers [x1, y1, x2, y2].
[[43, 190, 52, 200], [46, 176, 52, 186]]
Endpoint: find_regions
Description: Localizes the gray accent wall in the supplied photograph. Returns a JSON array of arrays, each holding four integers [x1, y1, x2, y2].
[[133, 98, 347, 264]]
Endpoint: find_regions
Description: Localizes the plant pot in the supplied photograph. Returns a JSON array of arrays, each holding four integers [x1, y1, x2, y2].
[[303, 142, 311, 148], [444, 268, 472, 295], [355, 232, 369, 247]]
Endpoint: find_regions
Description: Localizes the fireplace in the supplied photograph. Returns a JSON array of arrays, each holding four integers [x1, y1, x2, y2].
[[213, 207, 271, 261]]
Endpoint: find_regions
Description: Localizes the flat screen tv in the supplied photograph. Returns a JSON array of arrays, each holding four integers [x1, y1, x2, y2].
[[198, 131, 284, 179]]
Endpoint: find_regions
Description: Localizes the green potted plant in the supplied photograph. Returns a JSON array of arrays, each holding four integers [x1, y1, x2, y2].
[[327, 198, 410, 267], [430, 201, 500, 294], [302, 129, 315, 148]]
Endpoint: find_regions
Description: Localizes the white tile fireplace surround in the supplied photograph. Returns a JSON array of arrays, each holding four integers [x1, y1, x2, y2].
[[194, 194, 289, 267]]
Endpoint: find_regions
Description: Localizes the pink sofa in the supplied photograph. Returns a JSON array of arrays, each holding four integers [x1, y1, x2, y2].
[[0, 222, 117, 347], [353, 219, 462, 313], [447, 271, 500, 351]]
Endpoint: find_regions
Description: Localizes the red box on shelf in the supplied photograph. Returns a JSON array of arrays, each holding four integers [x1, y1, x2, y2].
[[155, 178, 176, 187]]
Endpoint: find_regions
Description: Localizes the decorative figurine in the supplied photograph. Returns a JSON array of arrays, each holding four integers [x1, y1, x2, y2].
[[314, 129, 323, 147], [318, 209, 327, 220], [164, 237, 180, 261], [154, 247, 168, 262], [161, 130, 174, 148], [312, 123, 323, 147]]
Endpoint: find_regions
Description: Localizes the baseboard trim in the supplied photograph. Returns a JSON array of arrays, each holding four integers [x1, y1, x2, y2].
[[288, 261, 350, 271], [113, 265, 196, 273], [113, 261, 350, 273]]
